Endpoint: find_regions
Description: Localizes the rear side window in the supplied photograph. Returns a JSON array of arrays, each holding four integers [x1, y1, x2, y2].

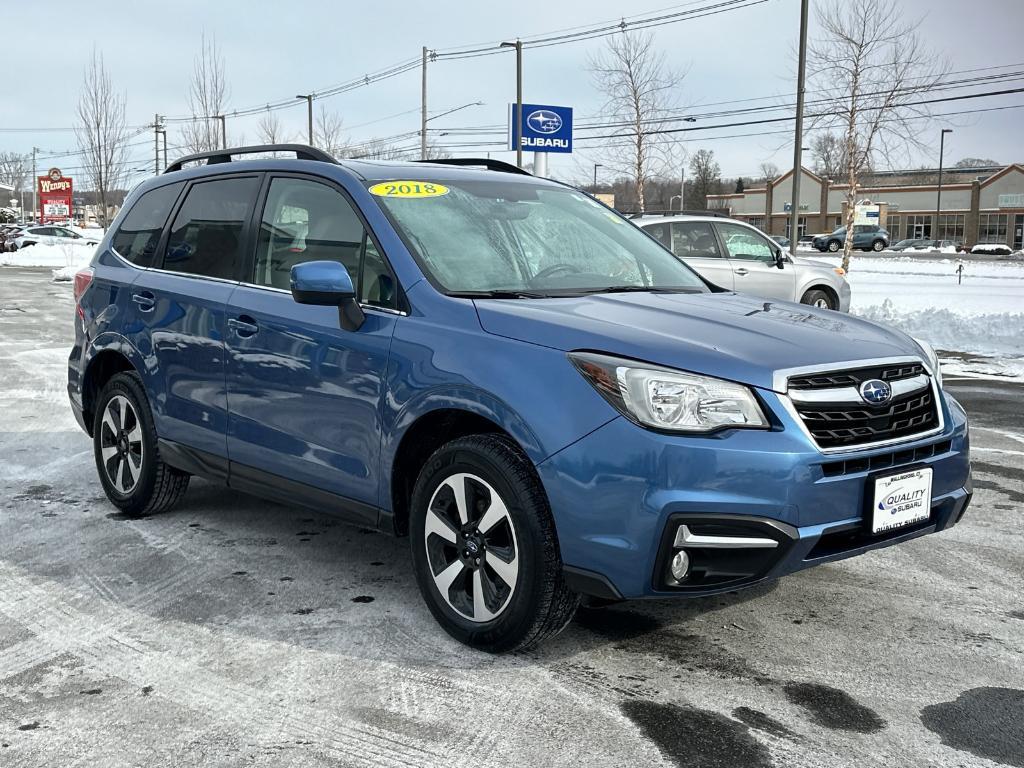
[[671, 221, 723, 259], [162, 177, 259, 280], [111, 182, 183, 266]]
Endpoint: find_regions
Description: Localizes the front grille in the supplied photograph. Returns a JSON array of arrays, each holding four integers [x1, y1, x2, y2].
[[788, 362, 924, 390], [819, 439, 952, 477]]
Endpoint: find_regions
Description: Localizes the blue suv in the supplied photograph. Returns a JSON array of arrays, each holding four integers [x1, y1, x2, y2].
[[68, 145, 971, 651]]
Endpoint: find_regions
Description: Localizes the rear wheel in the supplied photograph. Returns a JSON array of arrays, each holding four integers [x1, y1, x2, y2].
[[801, 288, 835, 310], [93, 372, 189, 517], [410, 434, 579, 652]]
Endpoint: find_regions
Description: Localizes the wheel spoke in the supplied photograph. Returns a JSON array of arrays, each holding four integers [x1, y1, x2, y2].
[[126, 423, 143, 445], [101, 445, 119, 462], [433, 559, 465, 595], [446, 475, 469, 525], [111, 397, 124, 431], [477, 495, 509, 535], [119, 456, 132, 490], [101, 409, 117, 438], [125, 452, 141, 485], [472, 569, 494, 622], [485, 550, 518, 590], [425, 507, 458, 544]]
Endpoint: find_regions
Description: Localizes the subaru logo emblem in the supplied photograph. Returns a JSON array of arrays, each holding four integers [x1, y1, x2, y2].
[[527, 109, 562, 134], [859, 379, 892, 405]]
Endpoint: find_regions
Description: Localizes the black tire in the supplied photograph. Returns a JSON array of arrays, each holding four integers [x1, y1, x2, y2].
[[93, 372, 189, 517], [410, 434, 579, 652], [827, 240, 841, 252], [800, 288, 835, 310], [872, 239, 885, 252]]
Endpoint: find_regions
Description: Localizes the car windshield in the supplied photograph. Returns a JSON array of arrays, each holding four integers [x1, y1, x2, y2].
[[368, 178, 708, 296]]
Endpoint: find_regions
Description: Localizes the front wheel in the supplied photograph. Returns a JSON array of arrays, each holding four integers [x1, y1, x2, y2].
[[827, 240, 841, 252], [410, 435, 579, 652], [872, 239, 885, 252], [801, 288, 835, 310]]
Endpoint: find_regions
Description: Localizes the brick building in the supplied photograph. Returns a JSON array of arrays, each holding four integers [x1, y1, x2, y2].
[[707, 164, 1024, 249]]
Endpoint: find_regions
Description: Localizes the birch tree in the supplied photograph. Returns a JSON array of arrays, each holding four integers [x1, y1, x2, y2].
[[588, 31, 685, 212], [807, 0, 947, 272], [75, 49, 131, 226], [182, 33, 229, 153]]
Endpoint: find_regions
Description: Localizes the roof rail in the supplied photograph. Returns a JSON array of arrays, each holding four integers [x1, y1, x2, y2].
[[413, 157, 532, 176], [165, 144, 337, 174], [626, 209, 732, 219]]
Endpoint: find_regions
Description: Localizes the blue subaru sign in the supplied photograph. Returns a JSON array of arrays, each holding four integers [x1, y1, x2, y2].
[[509, 103, 573, 153]]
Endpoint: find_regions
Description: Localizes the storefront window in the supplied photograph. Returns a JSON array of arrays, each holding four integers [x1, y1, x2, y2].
[[978, 213, 1008, 244]]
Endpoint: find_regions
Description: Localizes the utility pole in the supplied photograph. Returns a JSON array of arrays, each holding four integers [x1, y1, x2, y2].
[[593, 163, 602, 189], [297, 94, 314, 146], [161, 129, 168, 170], [500, 39, 523, 169], [31, 146, 38, 223], [212, 115, 227, 149], [420, 47, 429, 160], [788, 0, 809, 256], [154, 114, 162, 175], [680, 165, 686, 211], [935, 128, 953, 244]]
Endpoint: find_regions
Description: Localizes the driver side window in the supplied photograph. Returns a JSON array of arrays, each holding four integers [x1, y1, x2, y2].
[[717, 222, 776, 263]]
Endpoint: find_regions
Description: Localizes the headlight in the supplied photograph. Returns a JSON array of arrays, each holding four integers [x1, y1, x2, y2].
[[569, 352, 769, 433], [913, 337, 943, 388]]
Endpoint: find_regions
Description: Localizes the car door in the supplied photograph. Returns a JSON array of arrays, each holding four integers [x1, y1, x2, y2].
[[224, 174, 401, 518], [715, 221, 796, 301], [125, 175, 260, 458], [641, 220, 734, 289]]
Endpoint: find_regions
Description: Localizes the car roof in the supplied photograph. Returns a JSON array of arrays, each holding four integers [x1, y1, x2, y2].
[[633, 214, 736, 225]]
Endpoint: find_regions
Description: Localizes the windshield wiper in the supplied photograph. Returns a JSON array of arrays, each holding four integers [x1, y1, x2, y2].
[[574, 285, 699, 295], [448, 289, 551, 299]]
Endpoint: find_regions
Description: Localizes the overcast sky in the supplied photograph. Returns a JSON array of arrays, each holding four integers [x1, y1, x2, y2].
[[4, 0, 1022, 186]]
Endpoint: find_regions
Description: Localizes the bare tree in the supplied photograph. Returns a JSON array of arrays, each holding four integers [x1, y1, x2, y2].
[[954, 157, 999, 168], [182, 33, 229, 153], [75, 49, 131, 226], [807, 0, 948, 271], [809, 133, 843, 179], [758, 161, 779, 184], [686, 149, 721, 209], [0, 152, 31, 194], [349, 139, 409, 160], [256, 112, 288, 145], [314, 106, 348, 156], [589, 30, 685, 212]]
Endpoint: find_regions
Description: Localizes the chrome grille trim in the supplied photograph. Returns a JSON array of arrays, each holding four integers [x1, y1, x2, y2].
[[789, 374, 930, 404]]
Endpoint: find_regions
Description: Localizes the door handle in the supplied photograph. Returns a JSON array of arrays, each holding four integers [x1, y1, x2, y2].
[[734, 268, 749, 276], [131, 292, 155, 311], [228, 317, 259, 337]]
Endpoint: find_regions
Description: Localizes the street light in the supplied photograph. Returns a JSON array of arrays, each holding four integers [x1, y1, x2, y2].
[[296, 94, 314, 146], [500, 39, 523, 169], [426, 101, 484, 124], [670, 194, 682, 210], [935, 128, 953, 244]]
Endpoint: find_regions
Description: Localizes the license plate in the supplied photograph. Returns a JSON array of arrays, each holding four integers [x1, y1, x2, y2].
[[871, 468, 933, 534]]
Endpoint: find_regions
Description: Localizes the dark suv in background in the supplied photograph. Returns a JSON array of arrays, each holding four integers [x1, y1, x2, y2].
[[813, 225, 889, 253]]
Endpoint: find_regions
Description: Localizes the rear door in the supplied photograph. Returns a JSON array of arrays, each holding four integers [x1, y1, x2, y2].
[[125, 174, 260, 458], [714, 220, 796, 301], [224, 174, 401, 514], [643, 220, 734, 289]]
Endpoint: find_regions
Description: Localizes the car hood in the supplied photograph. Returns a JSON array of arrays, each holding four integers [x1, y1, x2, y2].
[[475, 291, 919, 392]]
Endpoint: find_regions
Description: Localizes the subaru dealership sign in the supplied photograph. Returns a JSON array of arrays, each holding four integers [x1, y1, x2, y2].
[[509, 103, 573, 153]]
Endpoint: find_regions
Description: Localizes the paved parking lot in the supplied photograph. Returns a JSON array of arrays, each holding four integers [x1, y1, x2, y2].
[[1, 267, 1022, 768]]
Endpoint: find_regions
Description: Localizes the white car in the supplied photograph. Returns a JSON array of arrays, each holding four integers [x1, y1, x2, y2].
[[11, 225, 100, 251], [636, 214, 852, 311]]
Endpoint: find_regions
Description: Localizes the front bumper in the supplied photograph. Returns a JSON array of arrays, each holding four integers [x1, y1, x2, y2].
[[538, 390, 970, 599]]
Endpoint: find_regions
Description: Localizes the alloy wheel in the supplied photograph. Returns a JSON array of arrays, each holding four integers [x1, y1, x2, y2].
[[814, 297, 830, 309], [424, 472, 520, 623], [99, 395, 144, 494]]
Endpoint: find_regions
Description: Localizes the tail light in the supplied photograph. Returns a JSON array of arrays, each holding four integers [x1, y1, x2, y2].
[[73, 268, 94, 320]]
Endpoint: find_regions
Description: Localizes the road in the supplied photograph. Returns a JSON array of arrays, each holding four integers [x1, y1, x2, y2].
[[1, 267, 1021, 768]]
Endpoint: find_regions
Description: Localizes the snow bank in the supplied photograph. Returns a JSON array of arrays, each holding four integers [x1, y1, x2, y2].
[[970, 243, 1013, 255], [1, 242, 96, 269]]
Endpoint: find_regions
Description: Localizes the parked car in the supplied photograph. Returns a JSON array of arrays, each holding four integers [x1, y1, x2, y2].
[[68, 145, 971, 651], [890, 238, 932, 252], [11, 225, 100, 251], [2, 225, 30, 252], [637, 215, 850, 310], [813, 225, 889, 253]]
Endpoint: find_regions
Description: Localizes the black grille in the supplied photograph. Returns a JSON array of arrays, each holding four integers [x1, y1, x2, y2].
[[788, 362, 924, 390], [820, 439, 952, 477], [794, 388, 939, 449]]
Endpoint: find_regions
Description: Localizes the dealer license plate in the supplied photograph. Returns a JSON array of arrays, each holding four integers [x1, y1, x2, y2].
[[871, 468, 933, 534]]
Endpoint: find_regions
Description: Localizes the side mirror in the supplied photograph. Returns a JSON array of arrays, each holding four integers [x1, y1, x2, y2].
[[290, 260, 364, 331], [774, 249, 786, 269]]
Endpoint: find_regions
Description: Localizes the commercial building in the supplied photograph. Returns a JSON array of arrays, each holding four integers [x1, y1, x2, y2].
[[707, 164, 1024, 249]]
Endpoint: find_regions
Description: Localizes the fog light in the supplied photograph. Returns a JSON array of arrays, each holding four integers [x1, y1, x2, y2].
[[669, 550, 690, 582]]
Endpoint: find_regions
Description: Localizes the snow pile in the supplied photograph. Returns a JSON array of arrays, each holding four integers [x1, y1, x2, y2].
[[1, 242, 96, 269], [970, 243, 1013, 255]]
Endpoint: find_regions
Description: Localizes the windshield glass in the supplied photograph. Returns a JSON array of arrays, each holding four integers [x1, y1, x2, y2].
[[367, 179, 708, 296]]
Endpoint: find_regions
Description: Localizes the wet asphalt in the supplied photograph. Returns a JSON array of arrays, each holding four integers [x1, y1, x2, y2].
[[1, 266, 1021, 767]]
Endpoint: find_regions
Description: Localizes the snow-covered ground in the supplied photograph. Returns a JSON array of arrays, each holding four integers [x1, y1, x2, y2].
[[1, 242, 97, 272], [808, 254, 1024, 381]]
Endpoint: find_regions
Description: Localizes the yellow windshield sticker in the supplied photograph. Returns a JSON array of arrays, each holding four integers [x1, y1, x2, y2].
[[369, 181, 449, 198]]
